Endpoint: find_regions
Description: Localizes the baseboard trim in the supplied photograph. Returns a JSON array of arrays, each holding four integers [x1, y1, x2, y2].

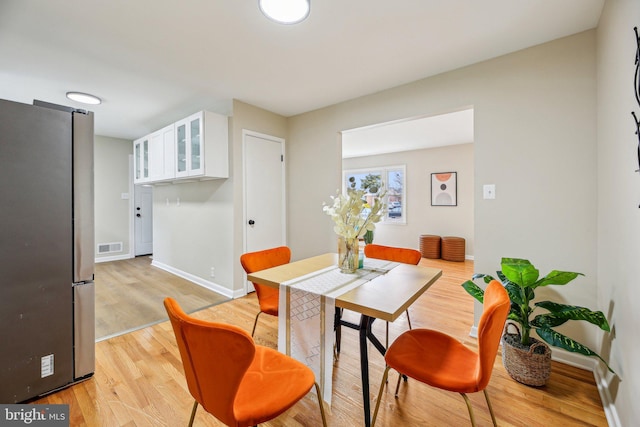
[[151, 260, 236, 299], [95, 253, 133, 263], [468, 325, 619, 425], [594, 366, 621, 427]]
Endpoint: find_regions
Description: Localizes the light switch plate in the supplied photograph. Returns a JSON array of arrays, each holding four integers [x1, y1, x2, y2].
[[483, 184, 496, 199]]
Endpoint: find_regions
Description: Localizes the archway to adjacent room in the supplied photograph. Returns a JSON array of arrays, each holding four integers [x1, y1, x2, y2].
[[340, 107, 475, 259]]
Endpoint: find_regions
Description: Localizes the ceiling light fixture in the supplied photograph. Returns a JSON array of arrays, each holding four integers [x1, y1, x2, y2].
[[66, 91, 102, 105], [259, 0, 310, 24]]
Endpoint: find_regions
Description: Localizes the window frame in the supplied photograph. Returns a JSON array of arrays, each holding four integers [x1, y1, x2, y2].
[[343, 164, 407, 225]]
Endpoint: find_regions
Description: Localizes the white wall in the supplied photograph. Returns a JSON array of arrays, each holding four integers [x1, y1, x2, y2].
[[343, 143, 474, 256], [596, 0, 640, 425], [288, 30, 601, 359], [94, 135, 132, 260], [152, 178, 234, 294]]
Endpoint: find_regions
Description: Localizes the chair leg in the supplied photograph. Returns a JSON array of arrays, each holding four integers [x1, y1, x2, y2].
[[372, 365, 391, 427], [460, 393, 477, 427], [394, 372, 402, 397], [483, 389, 498, 427], [251, 311, 262, 337], [405, 309, 412, 329], [313, 382, 328, 427], [188, 400, 198, 427]]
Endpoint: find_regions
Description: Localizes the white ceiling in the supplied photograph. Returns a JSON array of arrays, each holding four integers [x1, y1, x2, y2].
[[0, 0, 604, 141], [342, 108, 474, 158]]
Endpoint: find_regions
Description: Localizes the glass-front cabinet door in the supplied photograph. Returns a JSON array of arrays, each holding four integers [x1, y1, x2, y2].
[[175, 111, 204, 177], [133, 137, 149, 183], [189, 114, 203, 175], [175, 121, 188, 177]]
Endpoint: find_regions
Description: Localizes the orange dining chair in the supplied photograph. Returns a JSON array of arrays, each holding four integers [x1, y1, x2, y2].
[[164, 297, 327, 427], [371, 280, 510, 427], [364, 243, 422, 347], [240, 246, 291, 336]]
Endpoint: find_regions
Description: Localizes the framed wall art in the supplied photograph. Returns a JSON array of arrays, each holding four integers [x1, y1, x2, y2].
[[431, 172, 457, 206]]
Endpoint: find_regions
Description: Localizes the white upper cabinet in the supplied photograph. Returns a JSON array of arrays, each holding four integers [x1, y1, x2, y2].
[[133, 136, 150, 183], [148, 124, 175, 182], [175, 111, 228, 179], [133, 111, 228, 184]]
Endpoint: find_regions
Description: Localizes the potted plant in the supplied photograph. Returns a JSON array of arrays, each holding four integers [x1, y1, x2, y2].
[[462, 257, 614, 386]]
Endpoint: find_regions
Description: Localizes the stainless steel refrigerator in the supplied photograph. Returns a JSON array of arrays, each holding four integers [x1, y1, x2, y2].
[[0, 98, 95, 403]]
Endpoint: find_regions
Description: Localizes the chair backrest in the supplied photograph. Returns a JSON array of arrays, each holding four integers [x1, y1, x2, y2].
[[164, 297, 255, 426], [240, 246, 291, 299], [476, 280, 510, 389], [364, 243, 421, 265]]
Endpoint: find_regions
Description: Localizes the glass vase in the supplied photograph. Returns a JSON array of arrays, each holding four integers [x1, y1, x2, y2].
[[338, 236, 359, 274]]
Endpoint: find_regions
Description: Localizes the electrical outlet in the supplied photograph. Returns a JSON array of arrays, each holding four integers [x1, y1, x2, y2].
[[210, 267, 215, 278]]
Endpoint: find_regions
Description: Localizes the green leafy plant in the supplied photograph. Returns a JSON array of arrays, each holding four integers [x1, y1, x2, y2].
[[462, 257, 615, 373]]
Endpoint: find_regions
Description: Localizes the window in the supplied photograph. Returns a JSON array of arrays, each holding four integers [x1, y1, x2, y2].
[[343, 165, 406, 224]]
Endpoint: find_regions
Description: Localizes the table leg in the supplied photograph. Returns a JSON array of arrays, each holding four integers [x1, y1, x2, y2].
[[343, 313, 388, 427], [334, 307, 342, 354], [359, 314, 378, 427]]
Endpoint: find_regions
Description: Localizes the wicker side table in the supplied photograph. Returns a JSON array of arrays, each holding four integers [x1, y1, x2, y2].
[[441, 236, 465, 262], [419, 235, 441, 259]]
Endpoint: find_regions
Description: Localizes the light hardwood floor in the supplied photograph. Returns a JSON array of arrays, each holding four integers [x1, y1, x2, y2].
[[95, 257, 229, 340], [36, 258, 607, 426]]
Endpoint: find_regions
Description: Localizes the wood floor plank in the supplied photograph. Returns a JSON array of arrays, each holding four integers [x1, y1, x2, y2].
[[34, 258, 607, 426]]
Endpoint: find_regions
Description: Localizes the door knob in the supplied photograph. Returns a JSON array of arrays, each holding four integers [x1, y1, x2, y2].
[[248, 219, 255, 225]]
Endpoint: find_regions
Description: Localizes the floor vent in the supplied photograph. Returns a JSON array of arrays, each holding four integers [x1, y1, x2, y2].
[[97, 242, 123, 254]]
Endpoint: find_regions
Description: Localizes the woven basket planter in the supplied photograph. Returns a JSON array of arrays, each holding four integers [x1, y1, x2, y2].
[[501, 323, 551, 386]]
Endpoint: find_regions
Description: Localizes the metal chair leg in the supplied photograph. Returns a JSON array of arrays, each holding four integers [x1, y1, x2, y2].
[[460, 393, 477, 427], [372, 365, 391, 427], [251, 311, 262, 337], [483, 389, 498, 427], [394, 372, 402, 397], [188, 400, 198, 427], [406, 309, 412, 329], [313, 382, 328, 427]]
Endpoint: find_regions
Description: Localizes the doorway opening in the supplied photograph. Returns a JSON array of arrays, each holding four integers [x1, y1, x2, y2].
[[340, 108, 474, 256]]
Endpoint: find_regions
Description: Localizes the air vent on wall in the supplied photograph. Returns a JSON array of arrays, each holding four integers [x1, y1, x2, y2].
[[97, 242, 123, 254]]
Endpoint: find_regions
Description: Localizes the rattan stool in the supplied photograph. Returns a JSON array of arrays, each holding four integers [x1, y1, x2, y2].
[[419, 235, 441, 259], [441, 236, 465, 262]]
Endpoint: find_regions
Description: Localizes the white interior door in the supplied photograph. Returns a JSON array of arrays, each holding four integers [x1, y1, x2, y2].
[[244, 130, 286, 260], [134, 185, 153, 256]]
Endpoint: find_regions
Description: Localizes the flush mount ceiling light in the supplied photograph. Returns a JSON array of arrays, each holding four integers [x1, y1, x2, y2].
[[259, 0, 310, 24], [66, 91, 102, 105]]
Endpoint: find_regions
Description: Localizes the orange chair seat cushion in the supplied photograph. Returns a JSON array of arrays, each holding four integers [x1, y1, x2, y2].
[[255, 284, 279, 316], [384, 328, 481, 394], [233, 346, 316, 426]]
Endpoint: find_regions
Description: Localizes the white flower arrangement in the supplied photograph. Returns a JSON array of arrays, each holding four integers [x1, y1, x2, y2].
[[323, 188, 386, 239]]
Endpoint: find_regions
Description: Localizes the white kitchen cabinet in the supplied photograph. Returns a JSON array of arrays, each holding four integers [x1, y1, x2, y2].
[[149, 124, 175, 182], [134, 110, 228, 184], [175, 111, 228, 179], [133, 136, 150, 183]]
